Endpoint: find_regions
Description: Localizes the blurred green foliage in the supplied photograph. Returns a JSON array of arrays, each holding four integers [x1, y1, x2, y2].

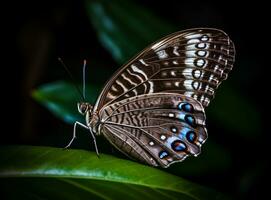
[[32, 81, 101, 124]]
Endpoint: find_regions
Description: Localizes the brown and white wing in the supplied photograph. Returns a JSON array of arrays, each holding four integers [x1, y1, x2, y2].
[[94, 28, 235, 110], [98, 93, 207, 168]]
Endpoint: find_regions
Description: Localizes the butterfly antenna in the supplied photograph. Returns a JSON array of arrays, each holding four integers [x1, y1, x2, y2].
[[82, 59, 87, 100], [58, 57, 85, 101]]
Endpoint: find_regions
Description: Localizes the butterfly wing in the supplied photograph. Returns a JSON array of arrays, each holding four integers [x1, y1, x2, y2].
[[94, 28, 235, 110], [98, 93, 207, 167]]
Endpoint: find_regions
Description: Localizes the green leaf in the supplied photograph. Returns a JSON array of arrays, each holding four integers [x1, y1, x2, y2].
[[0, 146, 230, 200], [32, 81, 101, 124], [85, 0, 175, 64]]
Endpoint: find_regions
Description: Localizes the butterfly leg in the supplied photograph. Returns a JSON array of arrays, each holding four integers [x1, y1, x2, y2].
[[88, 129, 100, 157], [64, 121, 89, 149], [64, 121, 100, 157]]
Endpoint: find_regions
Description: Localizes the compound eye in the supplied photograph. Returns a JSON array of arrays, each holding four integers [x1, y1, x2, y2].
[[77, 103, 88, 115], [79, 104, 88, 114]]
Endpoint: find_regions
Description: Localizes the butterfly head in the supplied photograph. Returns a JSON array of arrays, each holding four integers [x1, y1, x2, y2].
[[77, 102, 93, 115]]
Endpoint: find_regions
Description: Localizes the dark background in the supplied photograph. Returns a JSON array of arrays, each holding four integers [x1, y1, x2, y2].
[[2, 0, 267, 199]]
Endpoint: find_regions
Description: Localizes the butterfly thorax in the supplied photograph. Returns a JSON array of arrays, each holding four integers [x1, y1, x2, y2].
[[77, 102, 100, 135], [86, 110, 100, 135]]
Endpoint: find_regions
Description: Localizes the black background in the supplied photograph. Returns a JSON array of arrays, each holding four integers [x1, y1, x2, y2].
[[2, 0, 268, 199]]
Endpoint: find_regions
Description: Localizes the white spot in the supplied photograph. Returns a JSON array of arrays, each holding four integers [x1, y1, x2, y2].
[[164, 61, 169, 66], [174, 81, 181, 87], [218, 55, 223, 62], [193, 81, 199, 89], [157, 50, 168, 59], [149, 141, 154, 146], [187, 39, 200, 44], [201, 35, 209, 41], [171, 128, 177, 133], [169, 113, 174, 118], [173, 46, 180, 56], [160, 135, 166, 140], [173, 60, 178, 65], [193, 70, 201, 78], [197, 43, 206, 49], [139, 59, 149, 66], [197, 50, 206, 57], [196, 59, 205, 67], [170, 70, 177, 76]]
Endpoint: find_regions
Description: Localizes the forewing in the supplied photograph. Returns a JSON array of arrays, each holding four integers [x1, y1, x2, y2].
[[99, 93, 207, 167], [94, 28, 235, 110]]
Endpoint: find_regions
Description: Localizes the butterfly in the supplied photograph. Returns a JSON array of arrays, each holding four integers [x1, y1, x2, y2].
[[65, 28, 235, 168]]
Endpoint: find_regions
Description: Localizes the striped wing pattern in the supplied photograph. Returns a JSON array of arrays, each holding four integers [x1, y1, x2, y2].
[[99, 93, 207, 167], [95, 28, 235, 110], [91, 28, 235, 167]]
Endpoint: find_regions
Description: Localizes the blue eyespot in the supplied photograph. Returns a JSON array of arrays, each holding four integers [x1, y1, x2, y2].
[[183, 103, 193, 112], [159, 151, 169, 159], [185, 115, 196, 127], [177, 103, 183, 110], [178, 103, 194, 113], [186, 131, 196, 143], [171, 140, 186, 152]]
